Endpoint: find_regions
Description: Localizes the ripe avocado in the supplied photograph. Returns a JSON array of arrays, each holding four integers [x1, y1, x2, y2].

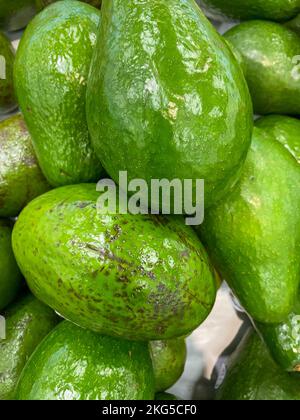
[[216, 330, 300, 400], [12, 184, 217, 341], [0, 0, 36, 32], [0, 294, 59, 400], [198, 127, 300, 324], [87, 0, 253, 209], [16, 321, 155, 400], [0, 32, 17, 114], [0, 220, 22, 311], [0, 114, 50, 218], [224, 21, 300, 115], [150, 337, 187, 392], [14, 0, 103, 187]]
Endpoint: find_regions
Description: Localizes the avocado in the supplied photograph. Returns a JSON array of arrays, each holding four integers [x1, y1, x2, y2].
[[285, 13, 300, 34], [16, 320, 155, 400], [0, 32, 17, 114], [0, 294, 59, 400], [224, 21, 300, 115], [197, 0, 300, 22], [216, 329, 300, 400], [255, 115, 300, 163], [198, 127, 300, 324], [0, 220, 22, 311], [0, 0, 36, 32], [14, 0, 103, 187], [12, 184, 217, 341], [0, 114, 50, 218], [86, 0, 253, 209], [150, 338, 187, 392], [155, 392, 178, 400], [36, 0, 102, 10]]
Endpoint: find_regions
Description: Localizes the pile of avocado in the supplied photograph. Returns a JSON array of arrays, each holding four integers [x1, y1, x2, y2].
[[0, 0, 299, 401]]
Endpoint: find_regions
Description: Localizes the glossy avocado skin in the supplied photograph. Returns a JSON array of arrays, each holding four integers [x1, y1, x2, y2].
[[150, 337, 187, 392], [14, 1, 103, 187], [256, 115, 300, 164], [12, 184, 217, 341], [87, 0, 253, 209], [198, 0, 300, 22], [0, 32, 17, 114], [0, 294, 59, 400], [0, 220, 22, 311], [198, 127, 300, 324], [0, 0, 36, 32], [216, 330, 300, 400], [0, 114, 50, 218], [224, 21, 300, 115], [16, 321, 155, 400]]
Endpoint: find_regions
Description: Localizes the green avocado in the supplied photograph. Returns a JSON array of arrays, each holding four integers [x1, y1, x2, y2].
[[155, 392, 178, 400], [150, 338, 187, 392], [16, 320, 155, 400], [0, 114, 50, 218], [87, 0, 253, 209], [35, 0, 102, 10], [0, 220, 22, 311], [14, 0, 103, 187], [197, 0, 300, 22], [255, 115, 300, 163], [216, 330, 300, 400], [12, 184, 217, 341], [198, 127, 300, 324], [224, 21, 300, 115], [0, 32, 17, 114], [0, 294, 59, 400], [0, 0, 36, 32]]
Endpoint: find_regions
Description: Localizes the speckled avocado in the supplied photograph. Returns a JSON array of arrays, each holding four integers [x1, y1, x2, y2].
[[0, 0, 36, 32], [0, 32, 17, 114], [197, 0, 300, 22], [12, 184, 217, 341], [14, 0, 103, 187], [255, 115, 300, 163], [0, 220, 22, 311], [0, 294, 59, 400], [150, 337, 187, 392], [216, 330, 300, 400], [0, 114, 50, 218], [87, 0, 253, 209], [16, 321, 155, 400], [198, 127, 300, 324], [224, 21, 300, 115]]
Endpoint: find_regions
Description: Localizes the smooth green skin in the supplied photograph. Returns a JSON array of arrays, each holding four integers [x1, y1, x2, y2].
[[216, 330, 300, 400], [150, 338, 187, 392], [0, 294, 59, 400], [14, 1, 103, 187], [256, 115, 300, 164], [87, 0, 253, 209], [0, 220, 22, 311], [0, 0, 36, 32], [197, 0, 300, 22], [0, 114, 50, 218], [155, 392, 178, 400], [12, 184, 217, 341], [224, 21, 300, 115], [285, 13, 300, 34], [199, 127, 300, 324], [255, 296, 300, 373], [0, 32, 17, 114], [16, 321, 155, 400]]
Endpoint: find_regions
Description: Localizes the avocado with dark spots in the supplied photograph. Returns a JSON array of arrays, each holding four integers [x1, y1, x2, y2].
[[150, 337, 187, 392], [16, 321, 155, 400], [0, 114, 50, 218], [87, 0, 253, 209], [198, 127, 300, 324], [0, 220, 23, 311], [0, 0, 36, 32], [224, 21, 300, 115], [0, 32, 17, 114], [216, 329, 300, 400], [12, 184, 217, 341], [14, 0, 103, 187], [0, 294, 59, 400]]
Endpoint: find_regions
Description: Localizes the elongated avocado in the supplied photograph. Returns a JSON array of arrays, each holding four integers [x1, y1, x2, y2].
[[0, 32, 17, 114], [14, 0, 103, 187], [12, 184, 217, 341], [16, 321, 155, 400]]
